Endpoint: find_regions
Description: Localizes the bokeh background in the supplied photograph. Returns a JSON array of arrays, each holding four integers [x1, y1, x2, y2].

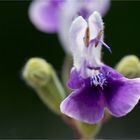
[[0, 0, 140, 139]]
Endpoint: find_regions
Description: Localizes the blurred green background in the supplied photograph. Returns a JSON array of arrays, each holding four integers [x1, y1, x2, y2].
[[0, 1, 140, 139]]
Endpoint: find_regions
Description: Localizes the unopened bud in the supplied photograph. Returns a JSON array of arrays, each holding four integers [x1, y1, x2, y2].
[[116, 55, 140, 78], [23, 58, 66, 114]]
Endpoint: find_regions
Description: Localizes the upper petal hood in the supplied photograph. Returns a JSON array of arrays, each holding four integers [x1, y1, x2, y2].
[[87, 12, 104, 66], [69, 11, 105, 71], [58, 0, 110, 54], [69, 16, 87, 69]]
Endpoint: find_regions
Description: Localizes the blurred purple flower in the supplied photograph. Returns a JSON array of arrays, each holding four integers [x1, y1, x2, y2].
[[28, 0, 65, 32], [29, 0, 110, 53], [60, 12, 140, 124]]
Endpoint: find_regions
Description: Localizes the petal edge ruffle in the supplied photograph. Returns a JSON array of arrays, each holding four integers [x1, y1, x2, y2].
[[106, 78, 140, 117]]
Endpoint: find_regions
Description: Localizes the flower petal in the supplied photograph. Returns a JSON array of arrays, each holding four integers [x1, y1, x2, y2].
[[101, 64, 123, 79], [60, 86, 105, 124], [88, 11, 104, 41], [69, 16, 88, 69], [105, 77, 140, 117], [67, 67, 84, 89], [29, 0, 62, 33], [86, 12, 104, 66]]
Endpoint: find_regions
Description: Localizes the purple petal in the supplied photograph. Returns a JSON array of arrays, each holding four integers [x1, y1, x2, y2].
[[67, 67, 84, 89], [105, 77, 140, 117], [101, 64, 123, 79], [60, 86, 105, 124], [29, 0, 63, 33]]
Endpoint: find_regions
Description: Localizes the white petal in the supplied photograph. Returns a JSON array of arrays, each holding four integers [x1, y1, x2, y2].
[[86, 12, 104, 67], [88, 11, 104, 40], [69, 16, 88, 69]]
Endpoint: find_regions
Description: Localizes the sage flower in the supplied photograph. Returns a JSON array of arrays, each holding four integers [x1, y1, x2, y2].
[[29, 0, 110, 53], [60, 12, 140, 124]]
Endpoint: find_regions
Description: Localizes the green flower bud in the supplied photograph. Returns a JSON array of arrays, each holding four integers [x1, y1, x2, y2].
[[23, 58, 66, 114], [115, 55, 140, 78]]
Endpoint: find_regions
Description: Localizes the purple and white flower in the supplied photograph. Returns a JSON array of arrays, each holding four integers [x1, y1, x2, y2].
[[28, 0, 65, 33], [60, 11, 140, 124], [28, 0, 110, 53]]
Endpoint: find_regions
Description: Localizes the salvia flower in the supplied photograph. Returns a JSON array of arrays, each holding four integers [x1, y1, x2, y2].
[[29, 0, 110, 53], [60, 11, 140, 124]]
